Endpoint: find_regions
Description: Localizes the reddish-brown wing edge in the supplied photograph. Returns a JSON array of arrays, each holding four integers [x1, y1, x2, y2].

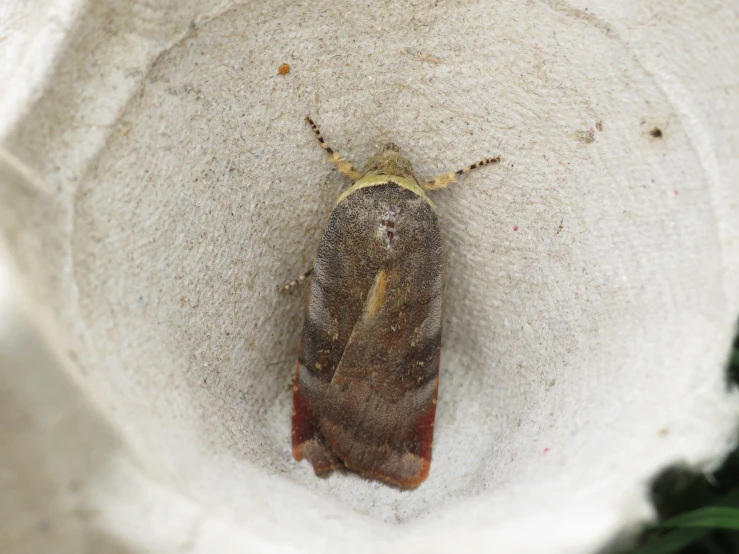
[[291, 282, 341, 474], [338, 373, 439, 489]]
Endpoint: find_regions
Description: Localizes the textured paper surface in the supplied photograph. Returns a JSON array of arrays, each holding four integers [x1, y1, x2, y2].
[[1, 1, 738, 552]]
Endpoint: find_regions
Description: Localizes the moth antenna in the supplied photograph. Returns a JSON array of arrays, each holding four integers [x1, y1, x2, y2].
[[278, 268, 313, 293], [306, 116, 364, 179], [421, 156, 501, 191]]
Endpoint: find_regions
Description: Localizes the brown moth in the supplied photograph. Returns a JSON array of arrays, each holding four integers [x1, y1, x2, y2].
[[290, 116, 499, 489]]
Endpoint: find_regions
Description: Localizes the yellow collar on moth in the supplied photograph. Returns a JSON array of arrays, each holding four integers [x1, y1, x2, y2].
[[336, 174, 436, 211]]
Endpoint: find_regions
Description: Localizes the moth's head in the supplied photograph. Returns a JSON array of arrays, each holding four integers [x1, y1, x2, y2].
[[365, 143, 415, 180]]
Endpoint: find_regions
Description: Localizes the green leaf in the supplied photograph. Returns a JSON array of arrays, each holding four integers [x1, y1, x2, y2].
[[630, 528, 710, 554], [631, 491, 739, 554], [730, 348, 739, 369], [655, 506, 739, 530]]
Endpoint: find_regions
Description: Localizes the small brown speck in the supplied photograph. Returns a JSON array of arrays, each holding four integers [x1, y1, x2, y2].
[[576, 129, 596, 144], [595, 120, 603, 132], [278, 63, 290, 75], [650, 127, 663, 138], [414, 52, 444, 64]]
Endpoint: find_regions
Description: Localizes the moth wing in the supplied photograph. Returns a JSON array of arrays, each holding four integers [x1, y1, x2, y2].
[[292, 290, 343, 474], [320, 262, 442, 488], [292, 183, 443, 488]]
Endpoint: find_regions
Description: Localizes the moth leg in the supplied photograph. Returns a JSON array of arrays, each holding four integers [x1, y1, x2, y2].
[[277, 268, 313, 293], [306, 116, 364, 179], [421, 156, 501, 191]]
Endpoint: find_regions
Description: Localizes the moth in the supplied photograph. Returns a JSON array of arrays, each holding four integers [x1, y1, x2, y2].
[[289, 116, 499, 489]]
